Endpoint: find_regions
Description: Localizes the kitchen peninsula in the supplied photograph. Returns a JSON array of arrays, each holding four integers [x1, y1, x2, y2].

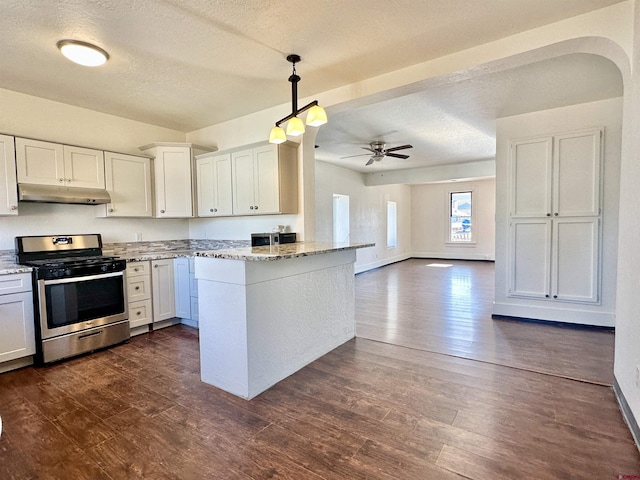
[[194, 241, 372, 399]]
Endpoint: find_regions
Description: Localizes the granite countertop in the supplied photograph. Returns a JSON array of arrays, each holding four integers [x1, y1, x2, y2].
[[195, 241, 374, 261], [0, 240, 374, 274]]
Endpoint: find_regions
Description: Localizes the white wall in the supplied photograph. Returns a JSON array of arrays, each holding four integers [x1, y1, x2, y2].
[[615, 0, 640, 441], [315, 161, 411, 273], [494, 97, 622, 326], [411, 178, 496, 261], [0, 88, 189, 249]]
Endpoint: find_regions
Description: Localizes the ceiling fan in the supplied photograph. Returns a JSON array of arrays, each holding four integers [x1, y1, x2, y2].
[[341, 141, 413, 166]]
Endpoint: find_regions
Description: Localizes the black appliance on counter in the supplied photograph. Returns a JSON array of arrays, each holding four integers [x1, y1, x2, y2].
[[16, 234, 129, 364], [251, 232, 297, 247]]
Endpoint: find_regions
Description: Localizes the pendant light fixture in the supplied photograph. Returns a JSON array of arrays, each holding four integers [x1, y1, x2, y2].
[[57, 40, 109, 67], [269, 54, 327, 144]]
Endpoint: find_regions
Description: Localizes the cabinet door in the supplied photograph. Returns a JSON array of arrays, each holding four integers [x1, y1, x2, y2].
[[552, 218, 599, 303], [553, 129, 601, 217], [197, 153, 232, 217], [253, 145, 280, 214], [232, 149, 256, 215], [0, 292, 36, 363], [509, 219, 552, 298], [0, 134, 18, 215], [152, 259, 176, 322], [104, 152, 153, 217], [63, 145, 105, 188], [510, 137, 552, 217], [174, 258, 191, 319], [154, 147, 193, 217], [15, 138, 64, 186]]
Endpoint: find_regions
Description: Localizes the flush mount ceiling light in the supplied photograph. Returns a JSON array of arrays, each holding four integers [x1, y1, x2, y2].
[[269, 54, 328, 144], [57, 40, 109, 67]]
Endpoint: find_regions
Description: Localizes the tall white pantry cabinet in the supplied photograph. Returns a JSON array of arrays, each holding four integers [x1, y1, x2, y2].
[[508, 128, 602, 305]]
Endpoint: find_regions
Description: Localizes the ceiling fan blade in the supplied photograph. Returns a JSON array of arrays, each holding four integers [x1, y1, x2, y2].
[[386, 153, 410, 159], [361, 147, 376, 153], [340, 153, 370, 159], [365, 157, 374, 166], [384, 144, 413, 153]]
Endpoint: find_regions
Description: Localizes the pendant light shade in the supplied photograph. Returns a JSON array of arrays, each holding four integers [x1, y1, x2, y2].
[[57, 40, 109, 67], [269, 54, 328, 144], [269, 126, 287, 144], [305, 104, 328, 127], [285, 117, 305, 136]]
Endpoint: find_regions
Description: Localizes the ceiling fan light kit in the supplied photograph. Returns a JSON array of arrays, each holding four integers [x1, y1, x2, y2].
[[341, 142, 413, 166], [268, 54, 328, 144]]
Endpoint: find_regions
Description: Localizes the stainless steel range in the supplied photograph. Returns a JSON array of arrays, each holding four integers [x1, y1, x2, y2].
[[16, 234, 129, 363]]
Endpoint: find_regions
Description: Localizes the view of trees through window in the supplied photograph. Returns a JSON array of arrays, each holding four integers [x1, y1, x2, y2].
[[449, 191, 472, 242]]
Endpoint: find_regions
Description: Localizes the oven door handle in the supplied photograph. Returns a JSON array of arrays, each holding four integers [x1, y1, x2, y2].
[[42, 271, 124, 285]]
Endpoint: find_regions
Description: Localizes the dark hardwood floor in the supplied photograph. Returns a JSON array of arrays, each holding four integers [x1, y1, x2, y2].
[[0, 259, 638, 479]]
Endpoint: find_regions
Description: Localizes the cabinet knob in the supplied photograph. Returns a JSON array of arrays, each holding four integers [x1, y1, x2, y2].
[[154, 264, 159, 268], [135, 286, 140, 290], [10, 205, 17, 210], [250, 206, 254, 210], [59, 178, 64, 183], [254, 205, 259, 210], [553, 295, 558, 298], [213, 208, 217, 212], [554, 212, 558, 216], [160, 209, 165, 214], [546, 213, 551, 217], [545, 294, 549, 298], [134, 267, 139, 272], [136, 311, 142, 316], [209, 208, 214, 212], [109, 208, 114, 212]]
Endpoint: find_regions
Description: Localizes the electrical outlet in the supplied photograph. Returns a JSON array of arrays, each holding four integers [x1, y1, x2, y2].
[[135, 233, 142, 242]]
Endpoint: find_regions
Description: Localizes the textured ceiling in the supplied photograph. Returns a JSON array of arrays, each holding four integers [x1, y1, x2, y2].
[[0, 0, 619, 172]]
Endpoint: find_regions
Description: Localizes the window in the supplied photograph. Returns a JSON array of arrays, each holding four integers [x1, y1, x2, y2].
[[332, 194, 350, 243], [387, 201, 397, 248], [449, 190, 473, 243]]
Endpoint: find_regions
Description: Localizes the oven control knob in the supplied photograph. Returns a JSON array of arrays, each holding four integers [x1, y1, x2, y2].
[[64, 268, 72, 276], [101, 264, 109, 272]]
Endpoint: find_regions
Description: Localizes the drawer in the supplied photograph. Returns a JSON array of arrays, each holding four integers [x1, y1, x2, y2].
[[127, 275, 151, 302], [0, 273, 32, 295], [128, 299, 153, 328], [127, 261, 150, 277]]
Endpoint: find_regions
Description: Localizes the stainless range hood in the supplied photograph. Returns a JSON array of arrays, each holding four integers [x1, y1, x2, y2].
[[18, 184, 111, 205]]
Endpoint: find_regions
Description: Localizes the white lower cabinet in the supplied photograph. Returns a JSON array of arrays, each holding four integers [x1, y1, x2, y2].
[[151, 259, 176, 324], [0, 273, 35, 366], [174, 257, 198, 328]]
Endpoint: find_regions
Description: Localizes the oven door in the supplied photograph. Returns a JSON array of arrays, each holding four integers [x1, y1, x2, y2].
[[37, 271, 128, 340]]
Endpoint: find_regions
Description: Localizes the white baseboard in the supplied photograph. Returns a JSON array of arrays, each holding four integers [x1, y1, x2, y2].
[[355, 253, 411, 274], [492, 302, 615, 327], [412, 251, 495, 261], [180, 318, 199, 329]]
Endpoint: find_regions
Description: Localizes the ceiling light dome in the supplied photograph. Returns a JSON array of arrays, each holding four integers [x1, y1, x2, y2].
[[57, 40, 109, 67]]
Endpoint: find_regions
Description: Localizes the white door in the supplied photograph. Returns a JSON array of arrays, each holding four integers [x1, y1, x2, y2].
[[15, 138, 64, 186], [196, 156, 215, 216], [509, 219, 552, 299], [174, 258, 191, 319], [152, 259, 176, 322], [253, 145, 280, 214], [0, 134, 18, 215], [553, 129, 601, 217], [552, 218, 599, 303], [510, 137, 552, 217], [63, 145, 105, 188], [104, 152, 152, 217], [232, 149, 256, 215]]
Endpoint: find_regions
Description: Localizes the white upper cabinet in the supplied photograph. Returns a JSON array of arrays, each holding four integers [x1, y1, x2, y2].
[[510, 129, 601, 218], [98, 152, 153, 217], [15, 138, 105, 189], [140, 142, 214, 218], [231, 143, 297, 216], [196, 152, 232, 217], [0, 134, 18, 215]]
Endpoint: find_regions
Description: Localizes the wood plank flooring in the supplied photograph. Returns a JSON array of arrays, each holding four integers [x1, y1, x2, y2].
[[356, 259, 615, 385], [1, 258, 637, 479]]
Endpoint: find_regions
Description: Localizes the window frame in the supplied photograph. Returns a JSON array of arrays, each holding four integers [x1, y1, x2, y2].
[[386, 200, 398, 248], [445, 188, 476, 245]]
